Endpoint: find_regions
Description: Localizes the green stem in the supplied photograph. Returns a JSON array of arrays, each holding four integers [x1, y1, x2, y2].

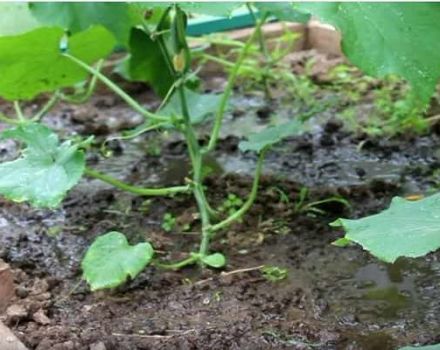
[[63, 54, 169, 123], [204, 12, 269, 154], [14, 101, 25, 122], [60, 59, 104, 104], [155, 255, 198, 270], [177, 84, 213, 257], [84, 167, 190, 196], [247, 4, 272, 99], [0, 113, 20, 125], [209, 149, 267, 234], [32, 93, 60, 122], [201, 53, 255, 73]]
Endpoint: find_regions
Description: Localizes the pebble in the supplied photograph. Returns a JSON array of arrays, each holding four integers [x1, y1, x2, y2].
[[15, 287, 29, 299]]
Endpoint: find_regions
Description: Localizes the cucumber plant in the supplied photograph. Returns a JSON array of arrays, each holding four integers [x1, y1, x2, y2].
[[0, 2, 307, 290], [0, 2, 440, 296]]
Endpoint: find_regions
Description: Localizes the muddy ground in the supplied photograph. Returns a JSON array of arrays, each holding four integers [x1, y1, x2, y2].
[[0, 51, 440, 350]]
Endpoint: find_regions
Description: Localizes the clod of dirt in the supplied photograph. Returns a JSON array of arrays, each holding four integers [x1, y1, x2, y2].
[[5, 304, 27, 323], [32, 309, 50, 325], [90, 341, 106, 350], [0, 260, 14, 312]]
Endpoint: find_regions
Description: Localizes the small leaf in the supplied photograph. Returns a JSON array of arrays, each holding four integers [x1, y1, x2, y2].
[[255, 3, 311, 23], [82, 231, 154, 291], [400, 345, 440, 350], [333, 193, 440, 263], [29, 2, 138, 46], [331, 237, 352, 247], [202, 253, 226, 268], [239, 119, 304, 153], [0, 25, 115, 100], [0, 123, 85, 208], [160, 88, 222, 124], [125, 28, 175, 97], [0, 3, 40, 36]]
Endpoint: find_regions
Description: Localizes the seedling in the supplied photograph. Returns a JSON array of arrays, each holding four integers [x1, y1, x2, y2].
[[161, 212, 177, 232], [219, 193, 244, 217], [261, 265, 288, 282], [294, 187, 350, 216]]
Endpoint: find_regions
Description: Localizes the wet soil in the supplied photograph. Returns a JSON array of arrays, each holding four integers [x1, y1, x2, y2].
[[1, 53, 440, 349]]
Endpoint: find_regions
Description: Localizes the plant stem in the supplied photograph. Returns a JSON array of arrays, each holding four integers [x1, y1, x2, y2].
[[0, 113, 20, 125], [84, 167, 190, 196], [200, 53, 255, 73], [63, 54, 169, 123], [209, 149, 267, 234], [14, 101, 25, 122], [32, 93, 60, 122], [177, 84, 213, 258], [156, 255, 198, 270], [60, 59, 104, 104], [204, 12, 268, 154], [247, 4, 272, 99]]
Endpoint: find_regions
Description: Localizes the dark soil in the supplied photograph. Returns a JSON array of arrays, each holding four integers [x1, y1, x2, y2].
[[1, 52, 440, 350]]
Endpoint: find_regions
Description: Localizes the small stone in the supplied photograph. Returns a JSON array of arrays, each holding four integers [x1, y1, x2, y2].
[[6, 304, 27, 322], [90, 341, 106, 350], [15, 287, 29, 299], [32, 309, 51, 325]]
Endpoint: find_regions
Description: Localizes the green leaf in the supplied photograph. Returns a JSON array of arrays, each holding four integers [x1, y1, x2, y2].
[[0, 25, 115, 100], [201, 253, 226, 268], [0, 123, 85, 208], [82, 231, 154, 291], [139, 3, 241, 17], [400, 345, 440, 350], [255, 3, 311, 23], [239, 119, 304, 153], [160, 88, 222, 124], [0, 2, 40, 36], [29, 2, 138, 46], [180, 3, 241, 17], [125, 28, 174, 97], [332, 194, 440, 263], [331, 237, 352, 247], [298, 3, 440, 103]]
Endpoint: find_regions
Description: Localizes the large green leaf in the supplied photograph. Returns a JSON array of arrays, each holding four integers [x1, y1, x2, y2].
[[0, 2, 40, 36], [0, 25, 115, 100], [160, 88, 222, 124], [125, 28, 174, 97], [29, 2, 138, 46], [299, 3, 440, 103], [332, 194, 440, 263], [255, 3, 311, 23], [239, 120, 304, 153], [0, 123, 85, 208], [400, 345, 440, 350], [82, 231, 154, 291]]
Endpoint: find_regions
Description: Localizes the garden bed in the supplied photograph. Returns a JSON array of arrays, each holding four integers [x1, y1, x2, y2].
[[0, 45, 440, 349]]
